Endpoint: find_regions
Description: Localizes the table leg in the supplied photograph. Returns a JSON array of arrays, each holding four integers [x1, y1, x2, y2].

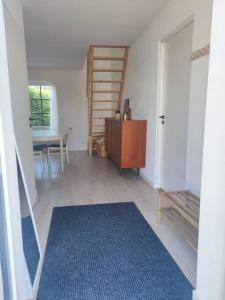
[[60, 139, 64, 172]]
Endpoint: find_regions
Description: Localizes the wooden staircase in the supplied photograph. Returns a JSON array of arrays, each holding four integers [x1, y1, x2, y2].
[[87, 45, 129, 156]]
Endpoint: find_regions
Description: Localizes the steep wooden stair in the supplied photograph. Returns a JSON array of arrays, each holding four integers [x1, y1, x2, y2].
[[87, 45, 129, 156]]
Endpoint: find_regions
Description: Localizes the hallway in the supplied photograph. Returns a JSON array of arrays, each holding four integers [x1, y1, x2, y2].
[[33, 151, 197, 287]]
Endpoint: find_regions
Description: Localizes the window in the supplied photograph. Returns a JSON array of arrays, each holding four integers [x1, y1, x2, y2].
[[28, 85, 51, 127]]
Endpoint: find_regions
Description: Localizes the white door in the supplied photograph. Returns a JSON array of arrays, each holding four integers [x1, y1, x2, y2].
[[159, 23, 193, 191]]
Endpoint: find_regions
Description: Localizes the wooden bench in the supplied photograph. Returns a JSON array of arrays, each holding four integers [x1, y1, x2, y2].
[[157, 190, 200, 251]]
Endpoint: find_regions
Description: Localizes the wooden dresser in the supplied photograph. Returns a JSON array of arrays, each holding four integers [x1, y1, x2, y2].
[[106, 119, 147, 174]]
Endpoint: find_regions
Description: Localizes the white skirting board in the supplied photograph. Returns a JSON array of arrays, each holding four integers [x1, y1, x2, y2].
[[192, 290, 203, 300], [139, 170, 156, 188]]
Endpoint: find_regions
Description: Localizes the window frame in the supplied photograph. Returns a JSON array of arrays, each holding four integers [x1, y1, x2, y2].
[[29, 85, 51, 128]]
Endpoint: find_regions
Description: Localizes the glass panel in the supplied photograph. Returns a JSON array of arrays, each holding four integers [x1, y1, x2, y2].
[[31, 114, 43, 127], [28, 86, 41, 99], [42, 100, 50, 113], [41, 86, 51, 100], [17, 158, 40, 285], [43, 113, 50, 126], [30, 99, 42, 113]]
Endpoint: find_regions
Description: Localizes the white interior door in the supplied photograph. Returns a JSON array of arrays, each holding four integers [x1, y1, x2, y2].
[[159, 23, 193, 191]]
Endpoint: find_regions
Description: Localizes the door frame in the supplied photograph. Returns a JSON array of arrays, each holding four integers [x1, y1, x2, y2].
[[0, 1, 35, 298], [154, 17, 194, 189]]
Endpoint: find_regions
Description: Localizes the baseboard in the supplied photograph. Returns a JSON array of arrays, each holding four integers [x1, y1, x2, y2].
[[139, 170, 156, 188]]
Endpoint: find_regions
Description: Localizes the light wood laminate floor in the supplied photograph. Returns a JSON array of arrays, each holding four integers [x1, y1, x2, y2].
[[33, 151, 197, 287]]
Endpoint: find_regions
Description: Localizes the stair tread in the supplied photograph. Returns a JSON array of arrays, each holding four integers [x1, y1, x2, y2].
[[92, 109, 115, 111], [93, 56, 126, 61], [92, 117, 108, 119], [93, 90, 120, 93], [93, 68, 124, 72], [92, 100, 120, 103], [92, 80, 123, 83], [90, 45, 129, 49]]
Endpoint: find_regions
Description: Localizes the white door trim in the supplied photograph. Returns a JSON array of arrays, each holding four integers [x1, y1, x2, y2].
[[0, 1, 35, 298]]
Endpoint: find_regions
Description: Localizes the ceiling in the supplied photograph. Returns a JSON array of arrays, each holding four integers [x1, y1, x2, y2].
[[21, 0, 169, 69]]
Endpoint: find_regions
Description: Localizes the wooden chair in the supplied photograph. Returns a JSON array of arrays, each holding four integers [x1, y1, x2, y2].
[[47, 128, 71, 166], [33, 144, 47, 173]]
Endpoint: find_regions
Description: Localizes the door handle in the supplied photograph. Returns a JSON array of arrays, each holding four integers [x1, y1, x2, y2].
[[29, 117, 33, 128], [159, 115, 165, 124]]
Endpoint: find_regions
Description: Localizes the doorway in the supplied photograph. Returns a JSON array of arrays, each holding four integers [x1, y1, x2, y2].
[[156, 22, 193, 191]]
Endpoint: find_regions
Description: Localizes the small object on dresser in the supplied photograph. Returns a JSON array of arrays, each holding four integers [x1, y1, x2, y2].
[[124, 98, 130, 115], [128, 108, 132, 120], [115, 110, 121, 120], [124, 99, 131, 120], [123, 114, 128, 121]]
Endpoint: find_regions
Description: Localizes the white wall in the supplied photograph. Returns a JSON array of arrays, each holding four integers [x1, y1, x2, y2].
[[124, 0, 212, 196], [3, 0, 37, 206], [194, 1, 225, 299], [185, 56, 209, 196], [28, 68, 88, 151]]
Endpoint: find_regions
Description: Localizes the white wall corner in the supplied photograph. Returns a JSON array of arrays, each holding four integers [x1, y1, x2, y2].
[[139, 170, 156, 188], [193, 290, 203, 300]]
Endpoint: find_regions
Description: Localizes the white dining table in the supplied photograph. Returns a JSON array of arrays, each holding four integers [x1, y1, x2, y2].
[[32, 129, 65, 172]]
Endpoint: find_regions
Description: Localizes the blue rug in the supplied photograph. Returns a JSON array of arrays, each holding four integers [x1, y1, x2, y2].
[[37, 203, 192, 299], [22, 216, 40, 284]]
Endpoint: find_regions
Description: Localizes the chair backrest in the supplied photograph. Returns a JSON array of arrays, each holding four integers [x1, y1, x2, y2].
[[64, 127, 72, 147]]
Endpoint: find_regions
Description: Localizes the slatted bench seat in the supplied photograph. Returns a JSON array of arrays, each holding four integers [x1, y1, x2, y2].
[[157, 190, 200, 251]]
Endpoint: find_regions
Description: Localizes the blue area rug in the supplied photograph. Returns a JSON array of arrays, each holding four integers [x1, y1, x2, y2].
[[37, 203, 192, 299], [22, 216, 40, 284]]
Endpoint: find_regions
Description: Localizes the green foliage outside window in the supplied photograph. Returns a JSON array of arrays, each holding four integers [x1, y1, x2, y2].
[[28, 85, 51, 127]]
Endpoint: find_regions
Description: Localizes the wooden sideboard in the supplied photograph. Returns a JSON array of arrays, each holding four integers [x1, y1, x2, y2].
[[106, 119, 147, 174]]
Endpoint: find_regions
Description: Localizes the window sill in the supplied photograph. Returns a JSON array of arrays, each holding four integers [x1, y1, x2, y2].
[[32, 126, 50, 131]]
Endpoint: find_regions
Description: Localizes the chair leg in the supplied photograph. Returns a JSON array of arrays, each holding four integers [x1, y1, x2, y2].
[[47, 148, 50, 165], [66, 148, 69, 166], [40, 152, 44, 175]]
